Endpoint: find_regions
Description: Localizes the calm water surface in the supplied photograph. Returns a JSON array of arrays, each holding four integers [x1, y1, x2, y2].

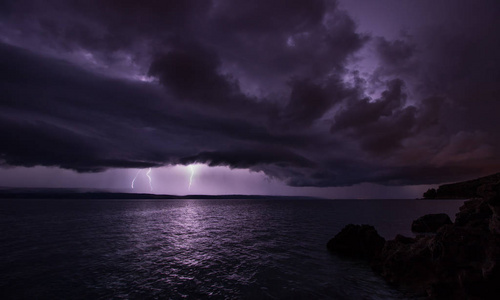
[[0, 198, 465, 299]]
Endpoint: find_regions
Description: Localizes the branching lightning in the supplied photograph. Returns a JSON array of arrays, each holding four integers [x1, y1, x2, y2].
[[188, 165, 195, 190], [131, 168, 153, 191]]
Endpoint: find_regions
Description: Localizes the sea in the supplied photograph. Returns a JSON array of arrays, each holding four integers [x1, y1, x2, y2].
[[0, 198, 465, 299]]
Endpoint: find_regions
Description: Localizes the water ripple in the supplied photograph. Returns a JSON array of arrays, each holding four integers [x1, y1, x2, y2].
[[0, 198, 463, 299]]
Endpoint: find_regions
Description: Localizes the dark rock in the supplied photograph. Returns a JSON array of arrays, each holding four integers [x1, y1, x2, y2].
[[393, 234, 416, 244], [372, 234, 437, 294], [376, 194, 500, 299], [455, 198, 492, 230], [327, 224, 385, 260], [411, 213, 452, 233], [479, 182, 500, 234], [330, 181, 500, 299]]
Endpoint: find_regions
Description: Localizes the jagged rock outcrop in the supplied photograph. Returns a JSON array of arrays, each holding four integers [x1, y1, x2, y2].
[[411, 213, 452, 233], [326, 224, 385, 260], [329, 181, 500, 299]]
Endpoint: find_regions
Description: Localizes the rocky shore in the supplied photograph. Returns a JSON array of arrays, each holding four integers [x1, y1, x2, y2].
[[328, 182, 500, 299]]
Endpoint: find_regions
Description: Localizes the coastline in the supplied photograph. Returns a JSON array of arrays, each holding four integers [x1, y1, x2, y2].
[[328, 181, 500, 299]]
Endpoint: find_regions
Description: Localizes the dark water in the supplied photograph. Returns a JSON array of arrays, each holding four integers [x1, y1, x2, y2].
[[0, 198, 465, 299]]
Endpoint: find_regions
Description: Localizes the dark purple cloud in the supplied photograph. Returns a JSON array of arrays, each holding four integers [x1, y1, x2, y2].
[[0, 0, 499, 188], [375, 37, 415, 67], [332, 79, 419, 154], [149, 43, 236, 105]]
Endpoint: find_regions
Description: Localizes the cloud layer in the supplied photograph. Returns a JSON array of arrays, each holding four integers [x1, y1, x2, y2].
[[0, 0, 499, 187]]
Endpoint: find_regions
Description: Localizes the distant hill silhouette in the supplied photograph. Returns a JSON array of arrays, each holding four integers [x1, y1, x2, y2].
[[423, 172, 500, 199]]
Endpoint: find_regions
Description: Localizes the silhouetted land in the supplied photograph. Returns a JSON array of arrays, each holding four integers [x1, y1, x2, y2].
[[0, 188, 319, 200], [329, 173, 500, 299], [423, 172, 500, 199]]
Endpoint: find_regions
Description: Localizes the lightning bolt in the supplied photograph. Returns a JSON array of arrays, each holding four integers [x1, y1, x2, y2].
[[146, 167, 153, 191], [188, 165, 195, 190], [131, 168, 153, 191], [131, 169, 142, 189]]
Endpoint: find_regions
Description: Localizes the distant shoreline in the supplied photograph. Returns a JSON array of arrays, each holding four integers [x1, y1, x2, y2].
[[416, 197, 471, 200], [0, 190, 321, 200]]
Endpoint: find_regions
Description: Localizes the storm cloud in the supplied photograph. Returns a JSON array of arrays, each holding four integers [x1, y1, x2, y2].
[[0, 0, 499, 187]]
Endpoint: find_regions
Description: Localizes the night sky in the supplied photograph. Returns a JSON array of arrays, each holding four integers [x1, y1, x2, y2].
[[0, 0, 499, 197]]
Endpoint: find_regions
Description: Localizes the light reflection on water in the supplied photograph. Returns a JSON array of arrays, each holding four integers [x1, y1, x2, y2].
[[0, 198, 464, 299]]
